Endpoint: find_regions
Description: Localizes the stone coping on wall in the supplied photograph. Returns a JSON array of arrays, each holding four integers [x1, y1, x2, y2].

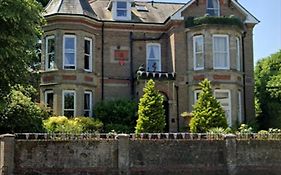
[[11, 132, 281, 141]]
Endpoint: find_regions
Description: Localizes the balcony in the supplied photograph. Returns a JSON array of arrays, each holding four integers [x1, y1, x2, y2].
[[185, 15, 244, 29]]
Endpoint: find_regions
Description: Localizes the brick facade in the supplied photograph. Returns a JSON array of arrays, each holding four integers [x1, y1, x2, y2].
[[40, 0, 258, 131]]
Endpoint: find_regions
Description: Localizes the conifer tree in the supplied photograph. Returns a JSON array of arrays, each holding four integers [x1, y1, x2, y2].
[[136, 79, 165, 133], [190, 79, 227, 133]]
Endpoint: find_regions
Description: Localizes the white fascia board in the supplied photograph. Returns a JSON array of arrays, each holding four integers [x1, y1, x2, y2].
[[231, 0, 259, 24], [170, 0, 196, 20]]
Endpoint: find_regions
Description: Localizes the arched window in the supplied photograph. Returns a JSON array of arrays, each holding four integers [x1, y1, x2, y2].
[[206, 0, 220, 16]]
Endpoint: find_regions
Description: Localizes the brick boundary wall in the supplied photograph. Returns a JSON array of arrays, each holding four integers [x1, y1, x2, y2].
[[1, 133, 281, 175]]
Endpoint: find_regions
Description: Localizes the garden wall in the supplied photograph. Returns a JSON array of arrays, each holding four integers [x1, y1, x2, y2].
[[1, 133, 281, 175]]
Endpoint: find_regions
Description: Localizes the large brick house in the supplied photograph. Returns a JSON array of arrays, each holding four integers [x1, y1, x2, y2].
[[40, 0, 259, 131]]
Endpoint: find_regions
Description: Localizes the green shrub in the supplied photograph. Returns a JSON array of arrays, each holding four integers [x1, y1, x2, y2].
[[43, 116, 103, 133], [237, 124, 253, 134], [0, 85, 49, 133], [189, 79, 227, 133], [94, 99, 136, 133], [135, 79, 165, 133]]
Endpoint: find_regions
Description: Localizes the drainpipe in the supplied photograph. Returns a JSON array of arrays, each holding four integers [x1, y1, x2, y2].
[[101, 22, 105, 101], [242, 31, 247, 123], [130, 32, 134, 98], [175, 85, 180, 132]]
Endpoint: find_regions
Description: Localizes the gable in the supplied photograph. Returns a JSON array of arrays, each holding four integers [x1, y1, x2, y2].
[[171, 0, 259, 24]]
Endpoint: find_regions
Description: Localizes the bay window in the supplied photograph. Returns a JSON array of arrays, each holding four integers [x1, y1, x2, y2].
[[45, 36, 55, 70], [193, 35, 204, 70], [84, 37, 92, 72], [63, 35, 76, 70], [63, 90, 76, 117], [214, 89, 231, 126], [84, 91, 92, 117], [213, 35, 229, 69], [236, 37, 241, 71]]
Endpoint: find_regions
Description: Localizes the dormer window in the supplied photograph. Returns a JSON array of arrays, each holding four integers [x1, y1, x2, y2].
[[112, 0, 131, 20], [207, 0, 220, 16], [117, 1, 127, 17]]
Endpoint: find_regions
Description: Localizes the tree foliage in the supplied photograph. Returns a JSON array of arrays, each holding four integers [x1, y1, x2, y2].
[[135, 79, 165, 133], [190, 79, 227, 133], [0, 85, 49, 133], [43, 116, 103, 133], [255, 50, 281, 129], [94, 99, 137, 133], [0, 0, 45, 98]]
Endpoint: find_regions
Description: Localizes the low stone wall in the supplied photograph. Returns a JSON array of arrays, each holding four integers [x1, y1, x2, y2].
[[1, 133, 281, 175]]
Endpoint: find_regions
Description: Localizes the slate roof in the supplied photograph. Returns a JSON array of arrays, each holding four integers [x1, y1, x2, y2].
[[44, 0, 184, 23]]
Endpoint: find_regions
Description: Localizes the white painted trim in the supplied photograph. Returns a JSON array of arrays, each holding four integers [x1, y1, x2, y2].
[[146, 43, 161, 72], [193, 90, 201, 104], [214, 89, 232, 126], [112, 0, 132, 21], [63, 35, 76, 70], [44, 90, 54, 108], [84, 91, 93, 117], [231, 0, 259, 24], [236, 37, 241, 71], [45, 35, 55, 70], [206, 0, 220, 16], [170, 0, 259, 24], [212, 34, 230, 70], [193, 35, 204, 70], [84, 37, 93, 72], [62, 90, 76, 117]]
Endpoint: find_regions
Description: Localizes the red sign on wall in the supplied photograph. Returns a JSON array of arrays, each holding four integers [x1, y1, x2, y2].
[[114, 50, 129, 65]]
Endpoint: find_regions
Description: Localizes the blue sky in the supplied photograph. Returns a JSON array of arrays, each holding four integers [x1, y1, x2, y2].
[[156, 0, 281, 64]]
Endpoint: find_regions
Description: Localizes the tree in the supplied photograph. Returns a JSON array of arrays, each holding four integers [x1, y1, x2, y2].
[[0, 85, 49, 133], [189, 79, 227, 133], [255, 50, 281, 129], [94, 99, 137, 133], [0, 0, 45, 98], [136, 79, 165, 133]]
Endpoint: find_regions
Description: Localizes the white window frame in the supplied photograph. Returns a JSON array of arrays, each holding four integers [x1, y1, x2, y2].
[[194, 90, 201, 104], [213, 34, 230, 70], [45, 36, 55, 70], [63, 35, 76, 70], [44, 90, 54, 110], [206, 0, 220, 16], [238, 90, 243, 124], [84, 91, 93, 117], [236, 37, 241, 71], [193, 35, 204, 70], [84, 37, 93, 72], [214, 89, 231, 126], [112, 0, 131, 21], [62, 90, 76, 117], [146, 43, 161, 72]]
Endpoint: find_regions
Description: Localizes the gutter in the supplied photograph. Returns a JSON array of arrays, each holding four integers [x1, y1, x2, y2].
[[242, 31, 247, 123], [101, 22, 105, 101], [130, 32, 134, 98]]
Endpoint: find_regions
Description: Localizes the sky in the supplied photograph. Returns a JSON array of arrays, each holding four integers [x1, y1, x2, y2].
[[155, 0, 281, 65]]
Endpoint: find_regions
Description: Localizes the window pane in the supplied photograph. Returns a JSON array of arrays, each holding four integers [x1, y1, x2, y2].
[[84, 40, 90, 54], [117, 1, 127, 8], [84, 93, 90, 110], [48, 38, 55, 53], [46, 92, 53, 109], [48, 54, 55, 69], [65, 37, 74, 50], [117, 10, 127, 16], [84, 111, 90, 117], [196, 53, 203, 68], [147, 60, 160, 72], [84, 55, 89, 70], [195, 37, 203, 52], [65, 53, 75, 65], [64, 92, 74, 109], [214, 37, 227, 52]]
